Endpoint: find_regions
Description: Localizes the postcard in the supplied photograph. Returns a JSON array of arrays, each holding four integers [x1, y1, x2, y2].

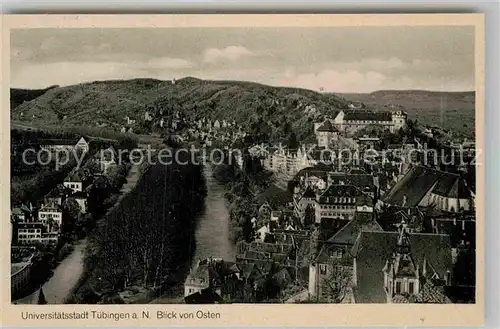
[[1, 13, 484, 326]]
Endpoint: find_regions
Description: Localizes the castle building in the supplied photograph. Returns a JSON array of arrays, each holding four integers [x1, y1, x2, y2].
[[331, 109, 407, 135]]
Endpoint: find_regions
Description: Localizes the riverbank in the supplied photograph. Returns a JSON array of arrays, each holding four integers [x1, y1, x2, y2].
[[13, 241, 86, 304], [150, 163, 235, 304], [67, 150, 206, 304], [13, 162, 142, 305]]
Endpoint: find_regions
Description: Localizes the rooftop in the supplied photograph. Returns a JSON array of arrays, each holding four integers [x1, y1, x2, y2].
[[343, 110, 392, 122], [382, 166, 471, 207], [351, 230, 452, 303], [316, 120, 338, 132], [327, 212, 383, 246]]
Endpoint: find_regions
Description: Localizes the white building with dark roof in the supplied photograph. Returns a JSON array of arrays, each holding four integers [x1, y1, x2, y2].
[[381, 166, 474, 213], [332, 109, 407, 135]]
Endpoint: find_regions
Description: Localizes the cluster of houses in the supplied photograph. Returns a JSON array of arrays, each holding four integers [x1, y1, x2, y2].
[[186, 117, 245, 147], [11, 137, 123, 295], [258, 109, 408, 178], [12, 145, 120, 246], [182, 105, 476, 304]]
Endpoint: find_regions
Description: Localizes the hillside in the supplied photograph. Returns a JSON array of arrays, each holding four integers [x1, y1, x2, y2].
[[336, 90, 475, 137], [10, 86, 59, 109], [11, 77, 350, 142]]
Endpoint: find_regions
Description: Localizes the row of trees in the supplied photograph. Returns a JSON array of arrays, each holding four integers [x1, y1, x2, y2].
[[213, 149, 273, 243], [73, 150, 206, 302]]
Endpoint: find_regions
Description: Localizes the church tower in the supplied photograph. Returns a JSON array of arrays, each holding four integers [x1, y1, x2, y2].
[[383, 220, 420, 302]]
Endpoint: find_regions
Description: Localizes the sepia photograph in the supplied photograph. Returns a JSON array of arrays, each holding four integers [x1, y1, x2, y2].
[[1, 14, 485, 326]]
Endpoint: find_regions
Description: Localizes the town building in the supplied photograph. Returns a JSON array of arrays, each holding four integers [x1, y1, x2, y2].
[[38, 203, 63, 233], [125, 116, 136, 125], [11, 204, 32, 222], [99, 146, 118, 173], [381, 166, 474, 213], [72, 191, 88, 214], [350, 223, 453, 303], [331, 109, 407, 135], [64, 169, 92, 193], [11, 247, 36, 296], [184, 257, 240, 298], [17, 222, 43, 244], [315, 184, 372, 223], [40, 136, 89, 154], [314, 120, 339, 148]]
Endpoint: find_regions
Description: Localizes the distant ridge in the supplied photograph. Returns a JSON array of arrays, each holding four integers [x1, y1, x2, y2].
[[10, 77, 350, 141]]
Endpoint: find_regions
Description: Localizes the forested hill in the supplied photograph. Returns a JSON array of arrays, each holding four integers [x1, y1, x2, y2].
[[10, 85, 59, 109], [11, 78, 350, 141]]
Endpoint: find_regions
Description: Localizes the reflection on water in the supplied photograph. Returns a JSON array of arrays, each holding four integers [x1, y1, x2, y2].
[[192, 165, 235, 264]]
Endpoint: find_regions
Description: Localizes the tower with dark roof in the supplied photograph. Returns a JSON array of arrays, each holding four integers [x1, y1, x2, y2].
[[314, 120, 339, 148], [383, 220, 420, 302]]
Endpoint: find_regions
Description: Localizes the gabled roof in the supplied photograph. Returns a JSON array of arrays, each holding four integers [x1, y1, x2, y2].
[[382, 166, 472, 207], [316, 120, 338, 132], [351, 231, 452, 303], [344, 110, 392, 122], [415, 279, 453, 303], [39, 202, 62, 212], [293, 166, 330, 182], [39, 137, 83, 146], [184, 287, 223, 304], [72, 191, 87, 199], [319, 184, 365, 199], [381, 166, 444, 207], [328, 173, 374, 190], [433, 175, 472, 198], [327, 212, 383, 245]]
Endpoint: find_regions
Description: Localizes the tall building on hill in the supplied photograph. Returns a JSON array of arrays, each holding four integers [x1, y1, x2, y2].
[[329, 109, 407, 135]]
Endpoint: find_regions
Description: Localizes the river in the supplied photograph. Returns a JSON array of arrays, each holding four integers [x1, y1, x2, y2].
[[14, 162, 234, 304], [13, 163, 141, 305], [191, 164, 235, 264]]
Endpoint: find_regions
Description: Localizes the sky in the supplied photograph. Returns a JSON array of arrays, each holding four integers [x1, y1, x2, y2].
[[11, 26, 475, 93]]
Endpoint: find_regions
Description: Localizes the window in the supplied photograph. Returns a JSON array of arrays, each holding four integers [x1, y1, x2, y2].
[[446, 271, 452, 285], [409, 282, 414, 294], [319, 264, 327, 275], [395, 281, 402, 294]]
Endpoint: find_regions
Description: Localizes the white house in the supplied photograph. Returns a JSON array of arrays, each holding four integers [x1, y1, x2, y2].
[[256, 224, 271, 242], [38, 203, 63, 233]]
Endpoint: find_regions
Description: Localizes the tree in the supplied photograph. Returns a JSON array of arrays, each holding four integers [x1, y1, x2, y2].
[[63, 197, 82, 220], [321, 265, 351, 303], [287, 131, 299, 150]]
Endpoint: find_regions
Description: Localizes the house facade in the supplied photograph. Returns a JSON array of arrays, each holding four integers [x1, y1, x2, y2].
[[38, 203, 63, 233], [314, 120, 339, 148], [315, 184, 370, 223], [41, 136, 89, 154]]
